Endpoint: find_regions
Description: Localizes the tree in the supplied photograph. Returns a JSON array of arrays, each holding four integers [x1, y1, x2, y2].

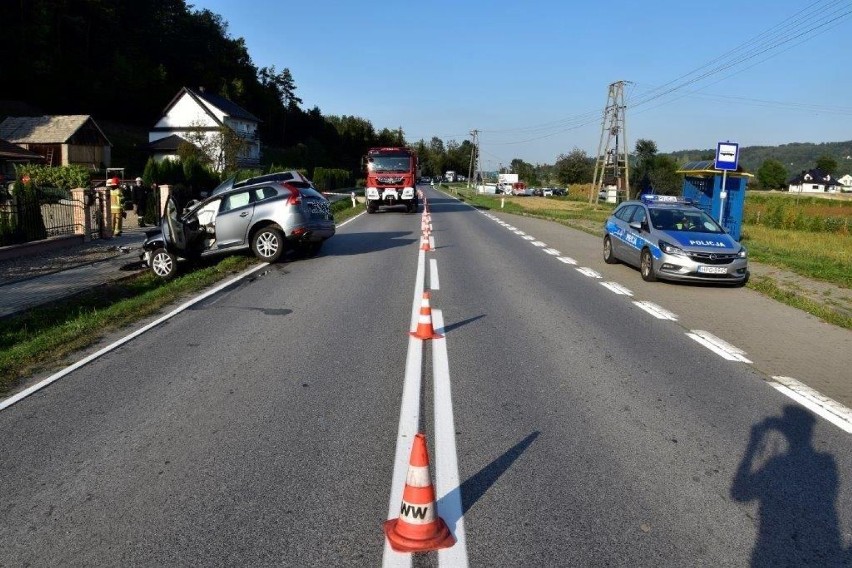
[[632, 138, 658, 195], [511, 159, 538, 186], [647, 155, 682, 195], [815, 155, 838, 175], [756, 159, 788, 190], [554, 148, 593, 184]]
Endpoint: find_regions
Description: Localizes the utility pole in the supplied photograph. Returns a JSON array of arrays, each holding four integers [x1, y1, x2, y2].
[[467, 129, 479, 189], [590, 80, 630, 204]]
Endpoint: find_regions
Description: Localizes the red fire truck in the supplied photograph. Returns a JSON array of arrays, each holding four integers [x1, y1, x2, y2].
[[363, 147, 419, 214]]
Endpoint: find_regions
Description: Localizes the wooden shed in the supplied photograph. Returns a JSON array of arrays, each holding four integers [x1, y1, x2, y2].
[[0, 115, 112, 169]]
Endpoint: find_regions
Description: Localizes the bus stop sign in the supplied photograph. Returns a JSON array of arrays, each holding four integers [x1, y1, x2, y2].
[[715, 142, 739, 171]]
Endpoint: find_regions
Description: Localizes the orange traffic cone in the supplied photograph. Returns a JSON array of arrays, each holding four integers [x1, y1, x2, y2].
[[384, 433, 456, 552], [410, 291, 442, 339], [420, 234, 432, 252]]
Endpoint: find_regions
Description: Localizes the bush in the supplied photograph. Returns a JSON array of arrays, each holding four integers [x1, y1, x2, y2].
[[14, 164, 90, 190]]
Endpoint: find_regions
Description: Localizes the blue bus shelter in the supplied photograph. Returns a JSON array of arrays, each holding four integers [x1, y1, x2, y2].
[[676, 160, 753, 241]]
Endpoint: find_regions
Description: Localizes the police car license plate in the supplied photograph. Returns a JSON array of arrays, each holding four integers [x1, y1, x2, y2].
[[698, 266, 727, 274]]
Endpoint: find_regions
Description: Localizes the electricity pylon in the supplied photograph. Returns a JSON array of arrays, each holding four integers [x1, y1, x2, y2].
[[590, 81, 630, 204], [467, 129, 480, 189]]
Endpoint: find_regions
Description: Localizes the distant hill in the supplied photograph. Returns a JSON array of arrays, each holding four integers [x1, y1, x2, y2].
[[666, 140, 852, 178]]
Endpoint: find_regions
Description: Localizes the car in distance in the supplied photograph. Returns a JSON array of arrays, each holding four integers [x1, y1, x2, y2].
[[542, 187, 554, 197], [602, 195, 748, 285], [142, 179, 335, 279]]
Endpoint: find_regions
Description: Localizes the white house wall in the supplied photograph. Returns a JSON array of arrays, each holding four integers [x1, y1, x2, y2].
[[788, 183, 826, 193], [151, 92, 220, 139]]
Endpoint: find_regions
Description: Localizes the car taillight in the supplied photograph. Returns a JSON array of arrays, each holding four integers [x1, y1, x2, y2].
[[288, 190, 302, 205]]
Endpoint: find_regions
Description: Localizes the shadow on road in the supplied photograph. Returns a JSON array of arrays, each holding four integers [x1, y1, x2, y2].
[[321, 231, 417, 257], [438, 431, 540, 535], [439, 314, 485, 335], [730, 405, 849, 566]]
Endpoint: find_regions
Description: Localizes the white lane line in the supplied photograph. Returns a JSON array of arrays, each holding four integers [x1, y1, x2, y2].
[[522, 235, 535, 241], [430, 258, 440, 290], [514, 230, 525, 235], [384, 250, 428, 568], [543, 248, 561, 256], [600, 281, 634, 296], [770, 376, 852, 435], [531, 241, 547, 247], [633, 300, 678, 321], [430, 235, 436, 249], [575, 267, 602, 279], [505, 225, 516, 230], [558, 257, 577, 265], [0, 262, 272, 412], [686, 330, 752, 363], [432, 310, 470, 567]]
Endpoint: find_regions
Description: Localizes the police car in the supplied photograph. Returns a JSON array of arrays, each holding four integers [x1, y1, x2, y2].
[[603, 195, 749, 285]]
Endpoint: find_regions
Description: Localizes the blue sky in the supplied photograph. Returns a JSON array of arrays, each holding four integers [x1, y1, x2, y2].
[[196, 0, 851, 167]]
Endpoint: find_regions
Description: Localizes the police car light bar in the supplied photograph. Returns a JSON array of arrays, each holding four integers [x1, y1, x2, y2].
[[641, 195, 693, 205]]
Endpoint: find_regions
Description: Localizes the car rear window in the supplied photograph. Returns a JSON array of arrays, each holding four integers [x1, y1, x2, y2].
[[287, 182, 325, 200]]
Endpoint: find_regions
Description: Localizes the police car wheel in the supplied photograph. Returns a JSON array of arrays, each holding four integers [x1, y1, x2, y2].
[[640, 249, 657, 282], [603, 236, 618, 264]]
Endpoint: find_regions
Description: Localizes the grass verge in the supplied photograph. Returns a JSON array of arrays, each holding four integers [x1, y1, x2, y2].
[[0, 199, 363, 396], [748, 275, 852, 329]]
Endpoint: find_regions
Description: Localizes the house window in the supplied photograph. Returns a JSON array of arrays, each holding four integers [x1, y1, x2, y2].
[[812, 185, 819, 190]]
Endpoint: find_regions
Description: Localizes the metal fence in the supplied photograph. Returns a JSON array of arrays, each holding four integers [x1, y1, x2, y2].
[[0, 186, 102, 246]]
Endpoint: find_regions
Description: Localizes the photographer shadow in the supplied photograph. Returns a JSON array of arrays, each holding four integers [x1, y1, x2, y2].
[[730, 405, 849, 566]]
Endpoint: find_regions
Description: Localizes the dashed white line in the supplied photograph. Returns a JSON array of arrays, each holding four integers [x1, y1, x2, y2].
[[515, 231, 526, 236], [575, 267, 602, 279], [633, 300, 678, 321], [558, 257, 577, 265], [770, 376, 852, 434], [522, 235, 535, 241], [686, 330, 752, 363], [531, 241, 547, 247], [543, 248, 561, 256], [430, 259, 440, 290], [600, 281, 634, 296]]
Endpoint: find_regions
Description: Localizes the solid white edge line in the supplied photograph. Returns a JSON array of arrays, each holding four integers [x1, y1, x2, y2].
[[430, 258, 440, 290], [383, 249, 427, 567], [0, 262, 271, 412], [432, 310, 470, 567], [770, 376, 852, 434]]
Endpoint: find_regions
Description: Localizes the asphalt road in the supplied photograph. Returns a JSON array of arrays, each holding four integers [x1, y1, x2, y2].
[[1, 186, 850, 566]]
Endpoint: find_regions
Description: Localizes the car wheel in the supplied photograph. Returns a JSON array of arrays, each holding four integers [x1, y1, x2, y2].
[[150, 248, 178, 279], [252, 227, 284, 263], [603, 236, 618, 264], [640, 248, 657, 282], [367, 203, 377, 214]]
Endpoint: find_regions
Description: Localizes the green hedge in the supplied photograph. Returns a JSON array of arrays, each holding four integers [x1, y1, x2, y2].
[[312, 167, 351, 191]]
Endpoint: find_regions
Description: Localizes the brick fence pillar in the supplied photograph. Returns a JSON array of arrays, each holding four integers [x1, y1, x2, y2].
[[95, 187, 112, 238], [70, 187, 91, 241]]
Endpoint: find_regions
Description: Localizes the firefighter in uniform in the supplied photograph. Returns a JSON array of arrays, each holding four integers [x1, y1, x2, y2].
[[107, 176, 125, 236]]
